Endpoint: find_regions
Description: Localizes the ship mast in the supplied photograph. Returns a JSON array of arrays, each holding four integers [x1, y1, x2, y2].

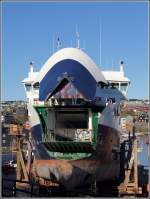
[[57, 37, 61, 50], [76, 26, 80, 49], [120, 60, 124, 74], [99, 17, 102, 67], [29, 61, 34, 73]]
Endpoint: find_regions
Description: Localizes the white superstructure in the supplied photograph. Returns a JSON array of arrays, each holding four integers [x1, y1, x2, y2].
[[22, 49, 130, 128], [102, 61, 130, 96], [22, 62, 40, 127], [22, 62, 39, 104], [22, 58, 130, 104]]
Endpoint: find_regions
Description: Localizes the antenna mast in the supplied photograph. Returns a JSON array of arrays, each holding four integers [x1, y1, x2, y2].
[[56, 37, 61, 50], [99, 17, 102, 66], [112, 59, 114, 70], [76, 25, 80, 49], [52, 35, 55, 53], [29, 61, 34, 73]]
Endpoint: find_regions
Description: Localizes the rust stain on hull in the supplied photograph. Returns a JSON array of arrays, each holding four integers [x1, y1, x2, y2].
[[31, 158, 119, 190], [31, 124, 120, 190]]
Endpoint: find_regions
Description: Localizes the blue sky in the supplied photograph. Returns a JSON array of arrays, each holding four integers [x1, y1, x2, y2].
[[2, 1, 148, 101]]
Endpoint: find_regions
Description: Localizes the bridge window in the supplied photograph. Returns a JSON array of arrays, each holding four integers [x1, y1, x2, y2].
[[25, 84, 31, 92], [98, 82, 108, 89], [111, 83, 119, 89], [33, 82, 39, 90], [107, 98, 115, 103], [120, 83, 128, 92]]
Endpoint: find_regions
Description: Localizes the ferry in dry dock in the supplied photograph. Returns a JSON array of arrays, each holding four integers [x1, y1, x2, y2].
[[22, 45, 130, 189]]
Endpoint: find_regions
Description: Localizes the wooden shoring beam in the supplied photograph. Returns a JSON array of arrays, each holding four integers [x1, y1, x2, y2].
[[16, 135, 29, 189], [26, 141, 32, 175], [133, 138, 138, 192], [118, 136, 139, 195]]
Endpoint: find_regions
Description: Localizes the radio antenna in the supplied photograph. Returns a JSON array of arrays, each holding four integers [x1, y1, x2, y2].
[[56, 37, 61, 50], [112, 59, 114, 70], [52, 35, 55, 53], [76, 25, 80, 49], [99, 17, 102, 67]]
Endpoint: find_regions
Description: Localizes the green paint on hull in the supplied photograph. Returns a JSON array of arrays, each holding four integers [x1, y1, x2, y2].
[[47, 151, 91, 160]]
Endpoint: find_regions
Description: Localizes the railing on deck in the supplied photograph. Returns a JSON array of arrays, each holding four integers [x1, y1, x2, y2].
[[42, 129, 93, 143]]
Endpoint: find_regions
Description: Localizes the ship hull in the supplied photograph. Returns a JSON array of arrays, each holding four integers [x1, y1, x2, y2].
[[22, 47, 127, 190], [31, 122, 120, 190], [28, 89, 121, 190]]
